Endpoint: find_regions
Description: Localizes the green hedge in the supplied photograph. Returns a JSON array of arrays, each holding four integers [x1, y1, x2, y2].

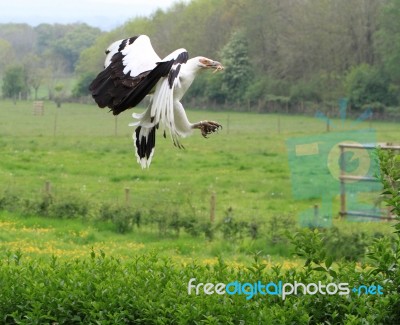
[[0, 247, 397, 324], [0, 226, 398, 323]]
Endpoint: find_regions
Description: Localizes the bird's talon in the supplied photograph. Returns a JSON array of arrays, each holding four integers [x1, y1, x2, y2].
[[197, 120, 222, 138]]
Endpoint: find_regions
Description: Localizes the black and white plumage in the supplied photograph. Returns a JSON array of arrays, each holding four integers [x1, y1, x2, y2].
[[89, 35, 223, 168]]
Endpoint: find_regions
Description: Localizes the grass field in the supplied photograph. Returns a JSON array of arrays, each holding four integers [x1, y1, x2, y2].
[[0, 99, 399, 263]]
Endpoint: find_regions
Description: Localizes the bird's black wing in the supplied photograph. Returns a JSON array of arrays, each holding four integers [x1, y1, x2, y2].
[[89, 35, 181, 115]]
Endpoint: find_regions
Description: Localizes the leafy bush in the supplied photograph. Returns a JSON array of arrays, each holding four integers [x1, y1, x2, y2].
[[267, 215, 295, 245], [201, 221, 215, 241], [22, 195, 53, 217], [365, 148, 400, 323], [180, 215, 201, 237], [99, 204, 141, 234], [1, 65, 30, 100], [48, 197, 89, 219], [0, 191, 20, 211], [289, 80, 322, 104], [217, 207, 250, 241], [344, 64, 397, 110], [323, 227, 384, 261], [20, 194, 88, 220], [72, 72, 96, 98], [0, 242, 394, 324]]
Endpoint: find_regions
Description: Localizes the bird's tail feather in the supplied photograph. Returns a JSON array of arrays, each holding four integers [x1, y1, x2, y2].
[[133, 125, 156, 169]]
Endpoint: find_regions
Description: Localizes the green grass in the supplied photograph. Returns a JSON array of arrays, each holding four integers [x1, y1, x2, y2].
[[0, 210, 304, 268], [1, 100, 398, 216], [0, 99, 398, 262], [0, 99, 301, 218]]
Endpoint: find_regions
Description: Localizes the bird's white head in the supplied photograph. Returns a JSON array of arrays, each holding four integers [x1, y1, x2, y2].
[[190, 56, 224, 72], [187, 56, 224, 72]]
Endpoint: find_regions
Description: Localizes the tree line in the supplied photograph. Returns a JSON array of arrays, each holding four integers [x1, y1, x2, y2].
[[0, 22, 101, 101], [1, 0, 400, 118]]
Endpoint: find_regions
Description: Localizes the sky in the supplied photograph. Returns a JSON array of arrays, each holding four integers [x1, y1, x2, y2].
[[0, 0, 183, 31]]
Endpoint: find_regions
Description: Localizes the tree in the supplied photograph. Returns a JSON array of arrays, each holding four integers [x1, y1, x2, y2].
[[71, 0, 394, 112], [376, 0, 400, 84], [52, 24, 102, 72], [54, 83, 66, 108], [220, 30, 253, 104], [23, 54, 47, 100], [35, 23, 69, 54], [2, 65, 29, 102], [344, 64, 396, 109], [162, 0, 230, 59], [0, 39, 15, 75], [72, 72, 97, 98], [75, 31, 119, 76], [41, 50, 68, 100], [0, 23, 36, 60]]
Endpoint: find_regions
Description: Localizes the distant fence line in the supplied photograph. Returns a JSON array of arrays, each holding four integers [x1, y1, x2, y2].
[[40, 180, 218, 224]]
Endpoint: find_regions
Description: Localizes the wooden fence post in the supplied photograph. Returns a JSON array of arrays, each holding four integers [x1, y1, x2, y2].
[[125, 188, 130, 206], [313, 204, 319, 224], [326, 113, 330, 132], [277, 115, 281, 134], [369, 113, 372, 130], [44, 181, 51, 196], [210, 192, 216, 223], [53, 108, 59, 136], [339, 145, 346, 217]]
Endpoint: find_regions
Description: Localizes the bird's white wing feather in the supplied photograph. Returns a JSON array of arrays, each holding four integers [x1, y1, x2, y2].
[[104, 40, 121, 68], [104, 35, 160, 76], [130, 48, 190, 167], [122, 36, 161, 77], [149, 49, 191, 139]]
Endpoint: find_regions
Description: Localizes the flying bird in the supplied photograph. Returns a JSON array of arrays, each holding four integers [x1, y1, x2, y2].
[[89, 35, 224, 168]]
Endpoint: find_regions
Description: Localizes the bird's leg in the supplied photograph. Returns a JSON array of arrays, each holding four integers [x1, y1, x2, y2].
[[192, 120, 222, 138]]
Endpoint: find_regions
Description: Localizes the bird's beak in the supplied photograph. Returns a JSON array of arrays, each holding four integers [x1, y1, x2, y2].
[[208, 60, 224, 71]]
